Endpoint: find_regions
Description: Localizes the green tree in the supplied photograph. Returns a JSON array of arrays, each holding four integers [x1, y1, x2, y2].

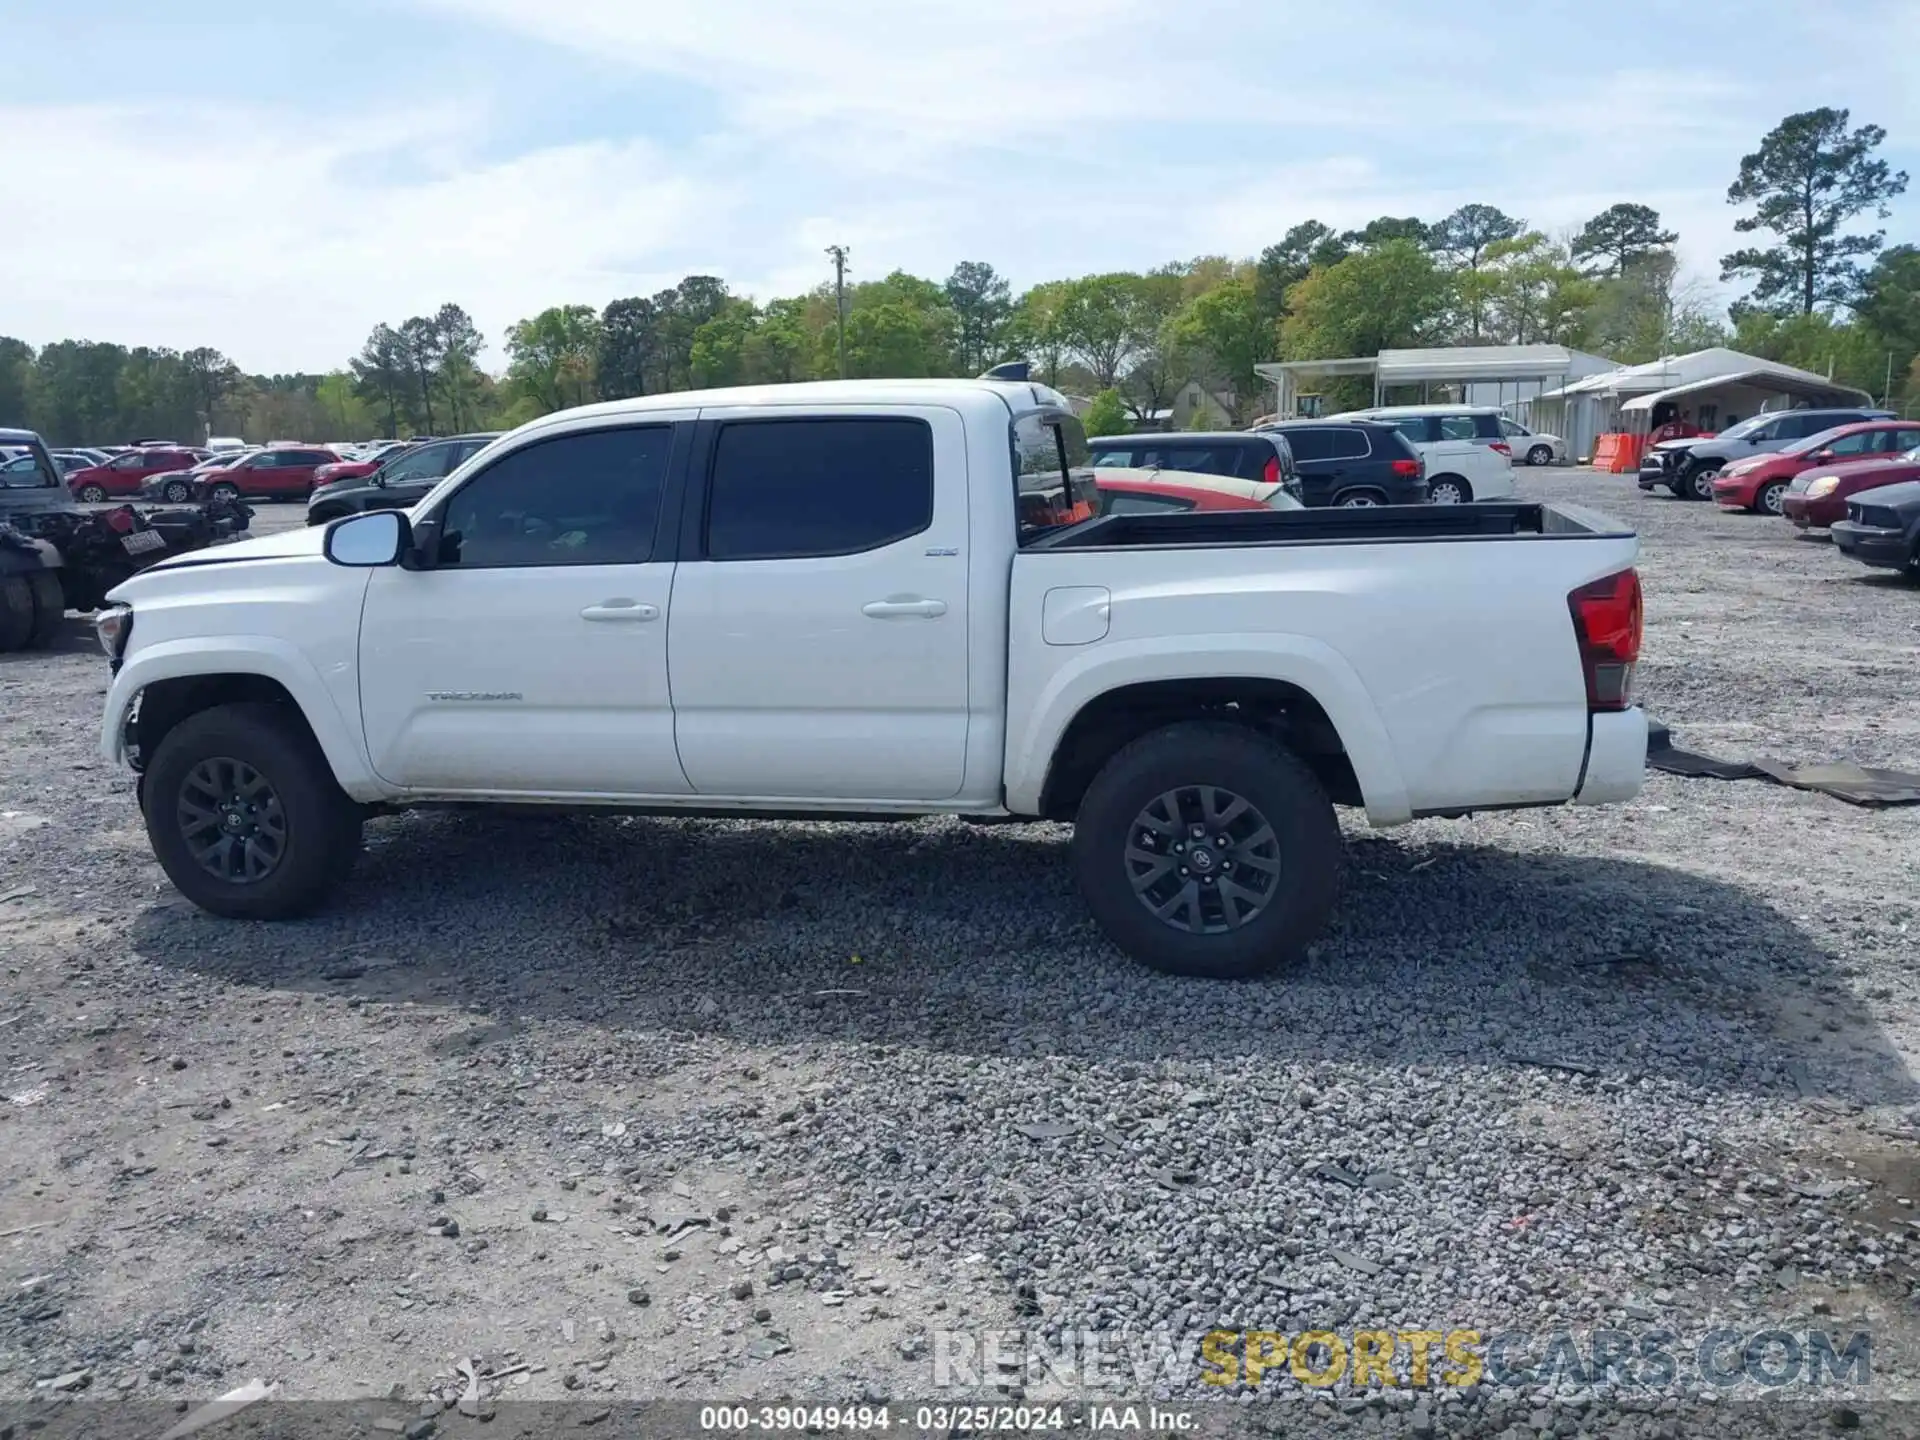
[[1482, 233, 1598, 344], [689, 298, 762, 387], [315, 371, 376, 438], [1432, 204, 1525, 339], [431, 304, 484, 430], [1858, 245, 1920, 394], [350, 325, 410, 437], [504, 305, 603, 414], [598, 296, 661, 399], [1280, 240, 1451, 360], [1571, 203, 1679, 278], [1166, 278, 1271, 413], [1081, 388, 1130, 438], [1730, 309, 1886, 396], [179, 347, 241, 441], [1254, 220, 1349, 323], [0, 337, 31, 428], [1341, 216, 1430, 250], [1722, 107, 1910, 313], [1056, 274, 1149, 388], [398, 315, 444, 433], [1007, 280, 1073, 385], [944, 261, 1013, 373]]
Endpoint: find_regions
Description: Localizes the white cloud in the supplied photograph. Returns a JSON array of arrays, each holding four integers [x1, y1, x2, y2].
[[4, 0, 1916, 370]]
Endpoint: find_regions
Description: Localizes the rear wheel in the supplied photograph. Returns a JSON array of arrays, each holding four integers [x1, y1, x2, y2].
[[0, 575, 34, 651], [143, 703, 363, 919], [1427, 475, 1471, 504], [77, 484, 107, 503], [1527, 444, 1554, 466], [210, 482, 240, 503], [1072, 722, 1342, 979], [1334, 490, 1385, 508], [1756, 479, 1788, 515], [1684, 463, 1719, 501], [163, 479, 191, 503], [25, 570, 65, 647]]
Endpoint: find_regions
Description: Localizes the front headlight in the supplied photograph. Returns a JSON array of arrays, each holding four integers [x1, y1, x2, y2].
[[1805, 475, 1840, 499], [94, 603, 132, 660]]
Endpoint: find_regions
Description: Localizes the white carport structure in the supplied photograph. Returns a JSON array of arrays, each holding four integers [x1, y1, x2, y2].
[[1525, 348, 1873, 460], [1256, 344, 1617, 422]]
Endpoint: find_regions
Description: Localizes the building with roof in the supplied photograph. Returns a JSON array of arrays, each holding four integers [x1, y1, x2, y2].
[[1520, 348, 1874, 460], [1255, 344, 1619, 424]]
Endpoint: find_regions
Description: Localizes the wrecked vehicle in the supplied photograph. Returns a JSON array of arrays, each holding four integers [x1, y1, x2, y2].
[[0, 427, 252, 652]]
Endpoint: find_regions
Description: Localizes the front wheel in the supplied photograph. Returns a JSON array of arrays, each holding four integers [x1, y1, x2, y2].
[[143, 702, 363, 919], [77, 484, 108, 503], [1527, 444, 1554, 467], [209, 482, 240, 503], [1072, 722, 1343, 979], [1685, 464, 1719, 501], [1755, 480, 1788, 515], [1427, 475, 1471, 504], [163, 480, 191, 502]]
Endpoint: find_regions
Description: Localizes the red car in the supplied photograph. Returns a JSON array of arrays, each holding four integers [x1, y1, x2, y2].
[[1782, 447, 1920, 528], [1709, 419, 1920, 514], [194, 445, 343, 502], [311, 444, 414, 487], [1094, 468, 1300, 514], [66, 447, 205, 502]]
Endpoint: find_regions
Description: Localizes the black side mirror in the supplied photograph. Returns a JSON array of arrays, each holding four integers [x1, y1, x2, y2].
[[324, 509, 409, 567]]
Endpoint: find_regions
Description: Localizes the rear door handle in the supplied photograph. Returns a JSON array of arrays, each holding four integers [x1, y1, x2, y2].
[[862, 597, 947, 619], [580, 599, 659, 622]]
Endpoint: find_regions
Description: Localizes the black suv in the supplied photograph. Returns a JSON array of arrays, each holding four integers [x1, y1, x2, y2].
[[1255, 420, 1429, 507], [307, 432, 501, 525], [1086, 431, 1298, 488]]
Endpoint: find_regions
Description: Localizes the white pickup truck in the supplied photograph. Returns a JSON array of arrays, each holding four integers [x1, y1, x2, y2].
[[95, 379, 1647, 979]]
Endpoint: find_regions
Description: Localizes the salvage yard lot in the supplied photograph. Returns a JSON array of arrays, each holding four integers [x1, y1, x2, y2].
[[3, 473, 1919, 1426]]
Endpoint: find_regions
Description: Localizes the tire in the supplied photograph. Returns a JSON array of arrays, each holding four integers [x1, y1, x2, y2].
[[78, 484, 108, 503], [1754, 480, 1788, 515], [1071, 721, 1343, 980], [1527, 444, 1554, 467], [0, 575, 34, 651], [1334, 490, 1385, 508], [1684, 463, 1718, 501], [210, 482, 240, 503], [1427, 475, 1471, 505], [26, 570, 65, 647], [306, 508, 337, 527], [163, 480, 191, 503], [142, 702, 363, 920]]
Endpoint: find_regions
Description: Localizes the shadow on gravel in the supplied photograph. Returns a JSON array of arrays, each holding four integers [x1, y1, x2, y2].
[[0, 615, 97, 663], [128, 809, 1917, 1108]]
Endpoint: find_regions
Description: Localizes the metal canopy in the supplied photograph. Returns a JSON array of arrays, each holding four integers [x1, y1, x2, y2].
[[1619, 369, 1872, 414]]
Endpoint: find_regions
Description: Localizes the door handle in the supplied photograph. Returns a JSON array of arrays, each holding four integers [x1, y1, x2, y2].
[[580, 599, 659, 622], [862, 597, 947, 619]]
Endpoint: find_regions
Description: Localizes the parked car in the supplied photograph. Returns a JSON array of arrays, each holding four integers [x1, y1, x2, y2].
[[62, 447, 117, 467], [306, 433, 502, 524], [1086, 432, 1295, 488], [1710, 420, 1920, 515], [1782, 444, 1920, 530], [66, 447, 206, 502], [48, 452, 98, 477], [310, 444, 417, 489], [1092, 468, 1303, 514], [96, 378, 1646, 980], [194, 446, 342, 502], [1830, 480, 1920, 579], [1499, 418, 1568, 466], [138, 453, 257, 504], [1328, 406, 1514, 503], [206, 436, 248, 454], [1638, 407, 1892, 501], [1255, 420, 1430, 506]]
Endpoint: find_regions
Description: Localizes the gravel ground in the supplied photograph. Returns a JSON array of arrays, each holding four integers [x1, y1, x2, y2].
[[2, 479, 1917, 1437]]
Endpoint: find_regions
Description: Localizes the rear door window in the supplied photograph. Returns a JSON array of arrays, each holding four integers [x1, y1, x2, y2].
[[708, 417, 934, 560], [1825, 431, 1876, 457], [1326, 427, 1371, 460], [1158, 445, 1241, 478], [1388, 417, 1435, 445]]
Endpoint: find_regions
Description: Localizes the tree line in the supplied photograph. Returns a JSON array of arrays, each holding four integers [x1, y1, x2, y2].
[[3, 107, 1914, 447]]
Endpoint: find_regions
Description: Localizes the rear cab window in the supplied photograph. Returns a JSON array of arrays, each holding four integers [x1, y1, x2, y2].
[[707, 417, 933, 560], [1013, 408, 1095, 545]]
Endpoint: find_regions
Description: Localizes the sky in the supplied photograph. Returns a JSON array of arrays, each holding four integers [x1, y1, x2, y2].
[[5, 0, 1918, 374]]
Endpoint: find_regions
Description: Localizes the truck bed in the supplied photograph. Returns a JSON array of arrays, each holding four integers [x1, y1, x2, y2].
[[1028, 502, 1627, 551]]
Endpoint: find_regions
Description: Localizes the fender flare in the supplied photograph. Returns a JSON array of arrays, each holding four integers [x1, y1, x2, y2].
[[1007, 634, 1413, 826], [100, 636, 386, 801]]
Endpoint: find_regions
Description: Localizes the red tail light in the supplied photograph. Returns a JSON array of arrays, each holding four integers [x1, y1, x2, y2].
[[1263, 456, 1280, 486], [103, 506, 136, 534], [1390, 458, 1420, 477], [1567, 569, 1642, 712], [1490, 441, 1512, 457]]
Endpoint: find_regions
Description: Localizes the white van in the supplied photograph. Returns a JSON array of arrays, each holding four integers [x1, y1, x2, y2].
[[1331, 404, 1515, 503], [206, 436, 247, 453]]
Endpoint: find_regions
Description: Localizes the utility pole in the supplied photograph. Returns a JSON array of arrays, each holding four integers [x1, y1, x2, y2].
[[826, 244, 850, 379]]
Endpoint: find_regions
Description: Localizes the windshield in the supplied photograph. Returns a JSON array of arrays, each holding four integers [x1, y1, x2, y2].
[[1012, 409, 1096, 545], [1717, 415, 1770, 440], [0, 444, 60, 489]]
